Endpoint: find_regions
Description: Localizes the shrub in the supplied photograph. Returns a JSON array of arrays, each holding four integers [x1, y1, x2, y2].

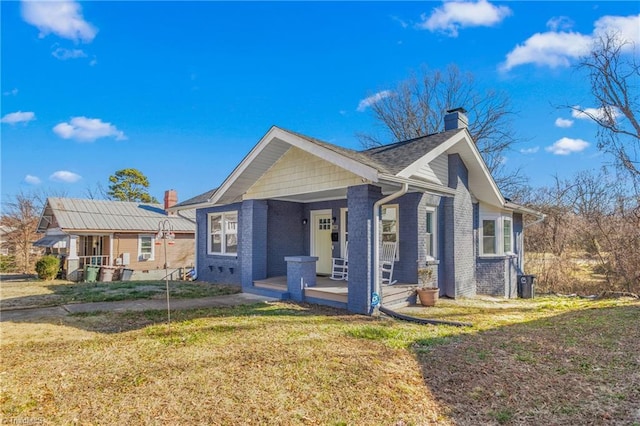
[[35, 255, 60, 280]]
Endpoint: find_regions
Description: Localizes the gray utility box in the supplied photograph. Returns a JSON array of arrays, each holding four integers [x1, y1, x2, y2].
[[518, 275, 536, 299]]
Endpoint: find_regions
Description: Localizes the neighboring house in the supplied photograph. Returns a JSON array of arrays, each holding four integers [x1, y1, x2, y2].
[[35, 190, 196, 281], [172, 109, 543, 314]]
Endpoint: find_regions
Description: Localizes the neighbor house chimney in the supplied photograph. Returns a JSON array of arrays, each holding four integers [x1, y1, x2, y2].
[[444, 107, 468, 131], [164, 189, 178, 214]]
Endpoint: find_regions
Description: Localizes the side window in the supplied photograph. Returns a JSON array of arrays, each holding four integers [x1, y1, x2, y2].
[[482, 219, 497, 255], [208, 211, 238, 255], [138, 235, 155, 261], [426, 208, 437, 259]]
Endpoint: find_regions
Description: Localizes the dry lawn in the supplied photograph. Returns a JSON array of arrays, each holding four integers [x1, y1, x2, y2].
[[1, 296, 639, 425]]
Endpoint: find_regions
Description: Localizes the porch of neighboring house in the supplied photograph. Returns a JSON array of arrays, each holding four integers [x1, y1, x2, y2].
[[72, 235, 112, 281], [253, 275, 417, 309]]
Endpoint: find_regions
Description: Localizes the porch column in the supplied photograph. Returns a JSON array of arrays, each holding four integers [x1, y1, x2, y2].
[[285, 256, 318, 302], [347, 184, 383, 314], [239, 199, 268, 292], [66, 235, 81, 281]]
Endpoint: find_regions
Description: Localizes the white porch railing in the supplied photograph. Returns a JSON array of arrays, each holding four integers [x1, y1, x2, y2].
[[78, 255, 111, 269]]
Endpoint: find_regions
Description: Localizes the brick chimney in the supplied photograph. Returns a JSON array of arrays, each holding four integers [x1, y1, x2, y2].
[[444, 107, 468, 131], [164, 189, 178, 214]]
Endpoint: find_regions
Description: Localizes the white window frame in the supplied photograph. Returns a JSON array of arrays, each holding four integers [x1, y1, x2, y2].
[[208, 211, 238, 256], [138, 234, 155, 261], [340, 207, 348, 258], [425, 207, 437, 260], [479, 208, 513, 257], [381, 204, 399, 260]]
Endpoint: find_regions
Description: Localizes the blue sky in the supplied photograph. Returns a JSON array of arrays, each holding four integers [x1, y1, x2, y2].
[[1, 1, 638, 205]]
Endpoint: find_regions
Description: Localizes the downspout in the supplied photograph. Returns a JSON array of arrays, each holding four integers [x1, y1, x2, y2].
[[373, 183, 408, 313]]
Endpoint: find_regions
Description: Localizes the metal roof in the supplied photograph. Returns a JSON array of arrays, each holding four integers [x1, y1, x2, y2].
[[39, 198, 196, 233]]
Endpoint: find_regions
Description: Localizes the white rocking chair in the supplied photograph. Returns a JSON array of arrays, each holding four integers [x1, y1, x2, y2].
[[330, 242, 348, 280], [380, 241, 397, 285]]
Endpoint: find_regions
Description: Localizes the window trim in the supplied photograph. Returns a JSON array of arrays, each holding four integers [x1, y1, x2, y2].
[[207, 211, 238, 256], [503, 216, 513, 254], [138, 234, 155, 261], [425, 207, 437, 260]]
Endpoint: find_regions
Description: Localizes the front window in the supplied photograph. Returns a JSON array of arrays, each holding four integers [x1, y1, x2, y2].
[[138, 235, 155, 261], [208, 211, 238, 255], [381, 204, 399, 259]]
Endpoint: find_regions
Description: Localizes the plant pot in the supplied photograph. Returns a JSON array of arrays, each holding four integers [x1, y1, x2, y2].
[[417, 288, 439, 307]]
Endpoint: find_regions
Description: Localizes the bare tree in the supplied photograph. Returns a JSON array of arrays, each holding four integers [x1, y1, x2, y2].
[[359, 64, 526, 197], [0, 192, 43, 273], [574, 32, 640, 184]]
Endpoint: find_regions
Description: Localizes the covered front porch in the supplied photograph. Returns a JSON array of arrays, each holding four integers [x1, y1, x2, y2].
[[253, 275, 417, 310]]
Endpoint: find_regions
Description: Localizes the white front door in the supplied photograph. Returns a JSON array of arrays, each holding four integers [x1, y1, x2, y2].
[[311, 210, 332, 275]]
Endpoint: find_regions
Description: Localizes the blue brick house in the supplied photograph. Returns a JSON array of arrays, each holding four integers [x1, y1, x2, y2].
[[173, 109, 543, 314]]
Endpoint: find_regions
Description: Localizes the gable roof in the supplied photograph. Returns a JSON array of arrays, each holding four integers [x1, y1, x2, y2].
[[37, 198, 196, 233], [175, 125, 512, 209]]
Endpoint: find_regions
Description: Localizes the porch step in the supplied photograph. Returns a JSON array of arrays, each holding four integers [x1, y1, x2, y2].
[[304, 286, 348, 304], [382, 284, 417, 309]]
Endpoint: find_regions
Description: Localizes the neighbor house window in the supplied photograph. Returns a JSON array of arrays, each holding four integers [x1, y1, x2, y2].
[[425, 208, 437, 259], [381, 204, 399, 259], [208, 211, 238, 255], [138, 235, 155, 261]]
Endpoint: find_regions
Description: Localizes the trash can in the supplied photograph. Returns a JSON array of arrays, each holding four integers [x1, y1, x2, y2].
[[518, 275, 535, 298], [85, 265, 100, 283], [99, 266, 116, 282], [121, 268, 134, 281]]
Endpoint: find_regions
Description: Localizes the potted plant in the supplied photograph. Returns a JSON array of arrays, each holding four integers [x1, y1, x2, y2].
[[416, 267, 438, 307]]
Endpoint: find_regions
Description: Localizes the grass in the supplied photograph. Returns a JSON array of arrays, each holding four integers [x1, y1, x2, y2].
[[0, 279, 241, 309], [1, 295, 639, 425]]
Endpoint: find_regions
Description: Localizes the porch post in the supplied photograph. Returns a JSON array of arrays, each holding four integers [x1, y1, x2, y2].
[[347, 184, 383, 314], [239, 200, 268, 292], [66, 235, 80, 281]]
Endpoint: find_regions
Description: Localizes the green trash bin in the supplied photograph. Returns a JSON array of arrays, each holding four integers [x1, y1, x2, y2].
[[85, 265, 100, 283]]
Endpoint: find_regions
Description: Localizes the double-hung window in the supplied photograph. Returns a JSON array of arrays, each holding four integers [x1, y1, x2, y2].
[[138, 235, 155, 261], [208, 211, 238, 255]]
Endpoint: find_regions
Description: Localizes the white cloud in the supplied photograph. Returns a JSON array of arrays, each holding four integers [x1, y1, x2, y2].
[[50, 170, 82, 183], [555, 117, 574, 128], [1, 111, 36, 125], [520, 146, 539, 154], [3, 88, 18, 96], [391, 15, 409, 29], [546, 16, 574, 32], [53, 117, 127, 142], [571, 105, 620, 122], [500, 31, 591, 71], [24, 175, 41, 185], [21, 0, 97, 43], [594, 14, 640, 48], [418, 0, 512, 37], [357, 90, 393, 112], [501, 13, 639, 72], [545, 137, 590, 155], [52, 47, 87, 60]]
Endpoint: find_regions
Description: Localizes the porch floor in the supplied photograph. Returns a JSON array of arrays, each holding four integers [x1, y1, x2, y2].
[[253, 276, 417, 306]]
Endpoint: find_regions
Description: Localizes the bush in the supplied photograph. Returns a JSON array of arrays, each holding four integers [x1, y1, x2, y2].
[[35, 255, 60, 280]]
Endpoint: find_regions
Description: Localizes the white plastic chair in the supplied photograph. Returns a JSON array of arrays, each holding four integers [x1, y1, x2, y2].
[[330, 242, 348, 280], [380, 241, 397, 285]]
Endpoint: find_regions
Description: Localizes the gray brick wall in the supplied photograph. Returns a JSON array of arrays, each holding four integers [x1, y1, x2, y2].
[[266, 200, 305, 277], [443, 154, 476, 298], [239, 200, 268, 291], [195, 203, 242, 285]]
